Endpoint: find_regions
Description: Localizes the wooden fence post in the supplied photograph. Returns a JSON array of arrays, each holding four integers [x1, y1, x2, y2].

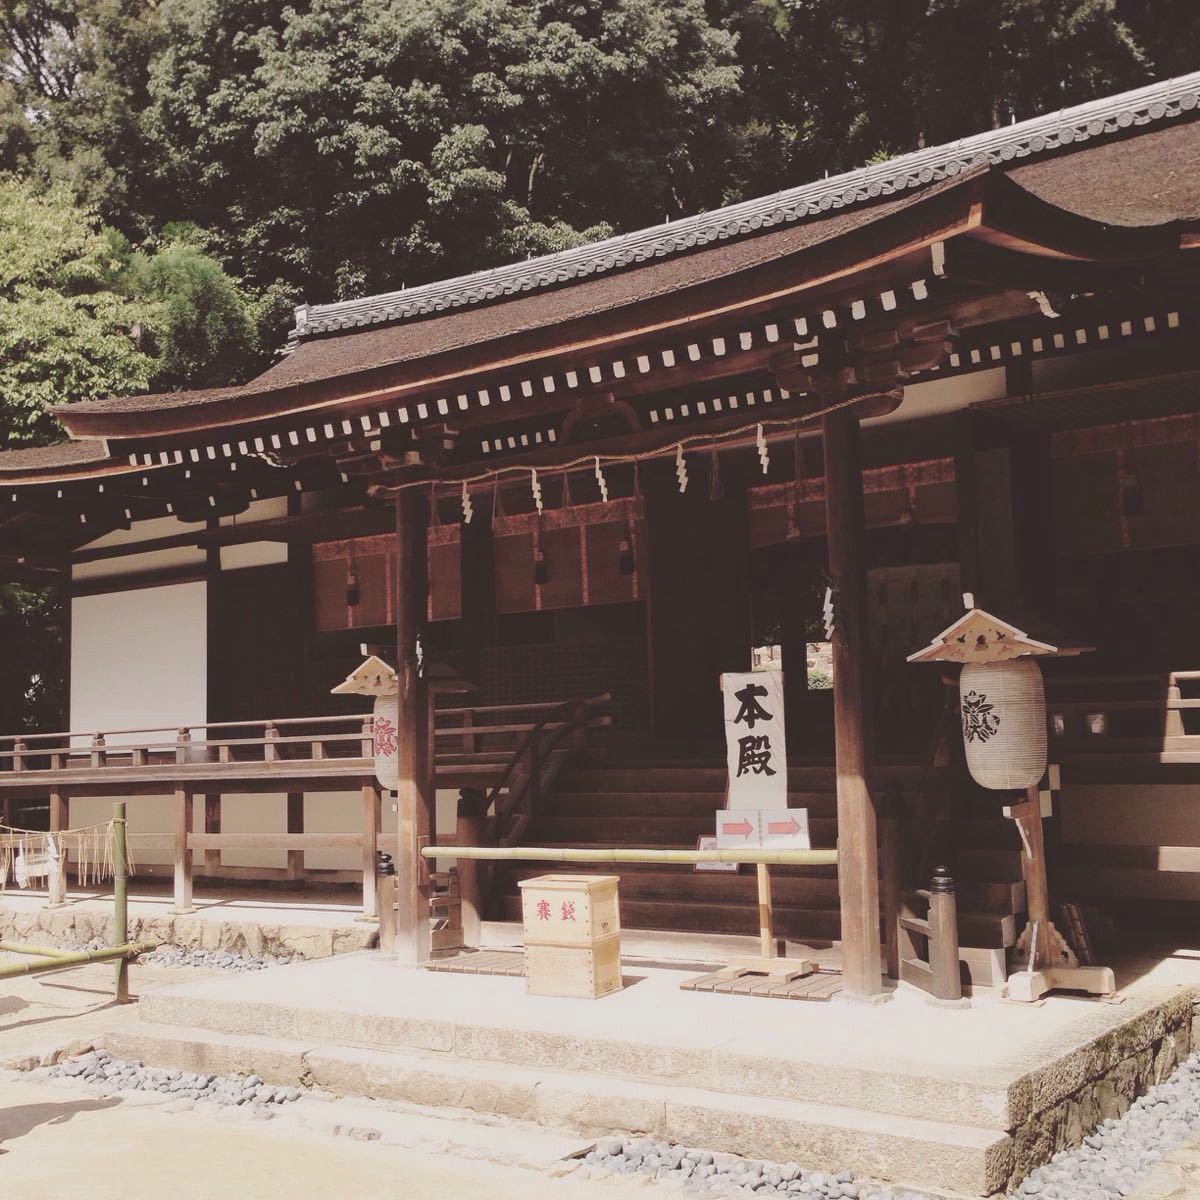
[[928, 867, 963, 1003], [49, 789, 69, 907], [173, 789, 194, 914], [393, 489, 433, 967], [361, 782, 380, 919], [286, 792, 304, 882], [203, 794, 221, 877], [878, 792, 902, 982], [456, 788, 487, 948]]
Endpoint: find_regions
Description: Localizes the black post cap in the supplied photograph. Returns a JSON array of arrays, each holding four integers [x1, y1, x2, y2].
[[376, 850, 396, 876], [930, 865, 955, 894]]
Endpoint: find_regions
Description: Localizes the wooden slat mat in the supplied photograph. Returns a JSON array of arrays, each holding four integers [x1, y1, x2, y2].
[[424, 949, 524, 977], [680, 968, 844, 1002]]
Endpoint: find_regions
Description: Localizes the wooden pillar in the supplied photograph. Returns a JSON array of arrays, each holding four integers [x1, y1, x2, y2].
[[953, 411, 980, 602], [457, 789, 486, 949], [822, 409, 884, 1001], [173, 789, 194, 913], [203, 794, 221, 877], [361, 782, 380, 919], [286, 792, 304, 882], [394, 490, 433, 966], [48, 789, 68, 905]]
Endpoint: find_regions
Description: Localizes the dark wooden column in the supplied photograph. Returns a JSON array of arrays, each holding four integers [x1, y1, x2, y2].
[[394, 491, 433, 966], [953, 411, 981, 603], [822, 409, 884, 1001]]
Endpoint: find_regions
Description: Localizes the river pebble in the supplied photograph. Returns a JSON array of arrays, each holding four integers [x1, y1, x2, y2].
[[580, 1052, 1200, 1200], [44, 1050, 302, 1110]]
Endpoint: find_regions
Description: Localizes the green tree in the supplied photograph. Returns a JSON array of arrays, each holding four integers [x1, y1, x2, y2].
[[0, 583, 64, 733], [127, 228, 263, 390], [0, 176, 153, 445]]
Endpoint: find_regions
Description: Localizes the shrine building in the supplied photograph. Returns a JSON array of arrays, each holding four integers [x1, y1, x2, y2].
[[2, 73, 1199, 1002]]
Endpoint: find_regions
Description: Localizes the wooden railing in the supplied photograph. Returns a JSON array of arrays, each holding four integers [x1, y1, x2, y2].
[[0, 694, 613, 931], [0, 714, 375, 784], [1046, 669, 1200, 760]]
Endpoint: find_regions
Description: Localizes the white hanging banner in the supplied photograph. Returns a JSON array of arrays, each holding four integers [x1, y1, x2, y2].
[[721, 670, 788, 809], [372, 694, 400, 793]]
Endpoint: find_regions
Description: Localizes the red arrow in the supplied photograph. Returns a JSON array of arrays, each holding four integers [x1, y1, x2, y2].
[[720, 818, 753, 838], [766, 816, 801, 836]]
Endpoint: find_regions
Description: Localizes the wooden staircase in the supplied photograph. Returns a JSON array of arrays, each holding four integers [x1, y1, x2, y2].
[[492, 756, 1026, 951]]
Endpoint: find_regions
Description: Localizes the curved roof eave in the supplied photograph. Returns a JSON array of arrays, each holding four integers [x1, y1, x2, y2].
[[290, 72, 1200, 339]]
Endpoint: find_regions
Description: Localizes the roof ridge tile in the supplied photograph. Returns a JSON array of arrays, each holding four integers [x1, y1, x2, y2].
[[291, 73, 1200, 341]]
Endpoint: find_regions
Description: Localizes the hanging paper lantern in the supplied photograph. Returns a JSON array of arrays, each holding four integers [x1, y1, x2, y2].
[[372, 693, 400, 792], [959, 658, 1046, 791]]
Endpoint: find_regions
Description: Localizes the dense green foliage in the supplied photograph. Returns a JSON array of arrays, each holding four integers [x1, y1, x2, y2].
[[0, 0, 1193, 730], [0, 179, 262, 446], [0, 0, 1184, 360]]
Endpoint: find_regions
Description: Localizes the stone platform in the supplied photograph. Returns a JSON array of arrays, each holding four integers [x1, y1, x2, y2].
[[98, 950, 1200, 1198], [0, 884, 375, 960]]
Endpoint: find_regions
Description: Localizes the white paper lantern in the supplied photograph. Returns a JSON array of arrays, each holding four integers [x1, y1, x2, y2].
[[959, 658, 1047, 791], [372, 694, 400, 792]]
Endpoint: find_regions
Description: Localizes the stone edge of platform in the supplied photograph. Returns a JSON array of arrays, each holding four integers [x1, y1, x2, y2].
[[0, 903, 376, 960]]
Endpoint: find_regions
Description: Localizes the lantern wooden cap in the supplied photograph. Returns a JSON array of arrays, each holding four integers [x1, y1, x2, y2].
[[907, 608, 1086, 664], [331, 655, 398, 697]]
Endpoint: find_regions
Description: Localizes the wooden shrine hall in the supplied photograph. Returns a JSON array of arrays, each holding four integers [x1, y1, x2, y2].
[[1, 74, 1199, 1003]]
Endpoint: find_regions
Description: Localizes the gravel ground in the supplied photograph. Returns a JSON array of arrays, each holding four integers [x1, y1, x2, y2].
[[1008, 1052, 1200, 1200], [138, 945, 296, 971], [578, 1053, 1200, 1199], [579, 1140, 918, 1200], [44, 1049, 302, 1110], [45, 937, 296, 971]]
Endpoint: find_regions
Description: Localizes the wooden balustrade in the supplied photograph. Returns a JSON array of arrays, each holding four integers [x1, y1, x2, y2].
[[1045, 669, 1200, 759], [0, 694, 611, 933]]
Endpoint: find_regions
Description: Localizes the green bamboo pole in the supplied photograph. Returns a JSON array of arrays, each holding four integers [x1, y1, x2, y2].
[[0, 942, 155, 980], [419, 845, 838, 866], [0, 940, 76, 958], [113, 801, 130, 1002]]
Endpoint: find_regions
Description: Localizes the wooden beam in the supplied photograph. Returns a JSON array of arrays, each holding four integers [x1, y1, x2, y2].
[[393, 490, 433, 965], [822, 409, 884, 1001]]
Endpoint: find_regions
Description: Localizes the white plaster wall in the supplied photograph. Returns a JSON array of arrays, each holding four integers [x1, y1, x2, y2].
[[304, 792, 368, 870], [72, 515, 207, 583], [69, 794, 194, 869], [70, 581, 207, 744], [219, 793, 287, 870], [1061, 784, 1200, 848], [219, 542, 289, 571], [870, 365, 1007, 427]]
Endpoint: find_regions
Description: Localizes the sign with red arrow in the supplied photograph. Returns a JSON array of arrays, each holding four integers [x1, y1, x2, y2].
[[761, 809, 811, 850], [713, 808, 810, 850], [714, 809, 762, 850]]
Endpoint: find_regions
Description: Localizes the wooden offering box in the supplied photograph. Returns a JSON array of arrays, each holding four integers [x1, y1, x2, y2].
[[518, 874, 622, 999]]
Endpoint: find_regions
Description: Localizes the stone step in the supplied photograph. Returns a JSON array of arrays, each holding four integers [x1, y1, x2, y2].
[[104, 1020, 1009, 1196]]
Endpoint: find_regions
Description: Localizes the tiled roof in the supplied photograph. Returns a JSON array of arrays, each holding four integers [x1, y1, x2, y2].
[[291, 72, 1200, 341]]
